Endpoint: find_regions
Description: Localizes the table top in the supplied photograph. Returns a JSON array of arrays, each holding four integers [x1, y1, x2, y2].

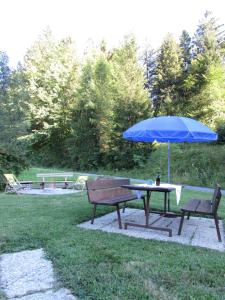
[[122, 184, 175, 192]]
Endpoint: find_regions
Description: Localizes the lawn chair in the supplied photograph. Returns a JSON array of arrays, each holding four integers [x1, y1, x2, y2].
[[71, 176, 88, 191], [178, 184, 222, 242], [3, 173, 31, 194]]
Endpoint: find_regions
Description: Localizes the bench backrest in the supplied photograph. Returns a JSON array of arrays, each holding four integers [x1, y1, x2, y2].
[[212, 184, 222, 214], [86, 178, 132, 203], [76, 175, 88, 184]]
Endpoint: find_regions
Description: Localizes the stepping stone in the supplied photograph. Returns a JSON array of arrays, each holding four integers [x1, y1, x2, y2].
[[0, 249, 76, 299], [11, 288, 75, 300]]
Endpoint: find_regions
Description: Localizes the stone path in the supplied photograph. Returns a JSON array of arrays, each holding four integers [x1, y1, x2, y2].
[[78, 208, 225, 252], [0, 249, 76, 300]]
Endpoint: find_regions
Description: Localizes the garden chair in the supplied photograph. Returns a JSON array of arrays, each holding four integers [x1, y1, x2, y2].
[[71, 175, 88, 191], [178, 184, 222, 242], [3, 173, 31, 194]]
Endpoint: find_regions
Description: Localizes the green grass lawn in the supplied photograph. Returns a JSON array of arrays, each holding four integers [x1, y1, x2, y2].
[[0, 168, 225, 299]]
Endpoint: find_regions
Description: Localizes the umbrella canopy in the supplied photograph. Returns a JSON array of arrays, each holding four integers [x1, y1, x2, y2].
[[123, 116, 217, 143], [123, 116, 217, 182]]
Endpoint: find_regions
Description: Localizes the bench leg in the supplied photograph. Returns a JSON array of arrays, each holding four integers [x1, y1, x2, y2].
[[91, 204, 97, 224], [214, 215, 222, 242], [122, 202, 126, 213], [178, 211, 185, 235], [187, 212, 191, 220], [116, 204, 122, 229]]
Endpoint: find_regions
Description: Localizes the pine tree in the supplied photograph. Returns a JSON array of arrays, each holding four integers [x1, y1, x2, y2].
[[109, 37, 152, 169], [142, 45, 157, 99], [180, 12, 225, 122], [152, 34, 183, 116], [179, 30, 192, 70], [70, 49, 114, 169]]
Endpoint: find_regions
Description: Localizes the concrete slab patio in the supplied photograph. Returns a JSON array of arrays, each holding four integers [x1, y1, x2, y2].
[[78, 208, 225, 252], [19, 188, 80, 195]]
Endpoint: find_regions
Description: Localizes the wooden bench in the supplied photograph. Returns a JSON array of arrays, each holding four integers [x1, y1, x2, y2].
[[36, 173, 74, 189], [86, 178, 146, 229], [178, 184, 222, 242]]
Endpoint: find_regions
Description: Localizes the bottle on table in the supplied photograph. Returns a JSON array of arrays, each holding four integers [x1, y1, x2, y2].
[[156, 173, 160, 186]]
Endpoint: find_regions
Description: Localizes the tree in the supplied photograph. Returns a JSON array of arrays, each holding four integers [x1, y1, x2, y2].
[[1, 66, 28, 148], [152, 34, 183, 116], [179, 30, 192, 70], [141, 45, 157, 99], [0, 53, 28, 180], [0, 52, 11, 146], [192, 11, 225, 57], [179, 12, 225, 123], [23, 29, 79, 166], [70, 37, 152, 170], [109, 37, 152, 169], [69, 48, 114, 169]]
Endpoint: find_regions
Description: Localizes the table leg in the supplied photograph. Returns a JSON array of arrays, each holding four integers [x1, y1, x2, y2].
[[167, 192, 170, 211], [163, 192, 179, 218], [124, 190, 172, 237], [164, 192, 167, 213], [146, 191, 150, 226]]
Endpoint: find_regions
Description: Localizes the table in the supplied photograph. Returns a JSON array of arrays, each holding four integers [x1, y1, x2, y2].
[[122, 184, 176, 237], [36, 172, 74, 189]]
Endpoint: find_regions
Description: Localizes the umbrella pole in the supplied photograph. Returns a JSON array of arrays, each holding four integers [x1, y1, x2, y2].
[[168, 142, 170, 183]]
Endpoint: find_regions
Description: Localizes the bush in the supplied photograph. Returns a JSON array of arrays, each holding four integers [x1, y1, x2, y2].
[[147, 143, 225, 187], [216, 122, 225, 145], [0, 148, 29, 189]]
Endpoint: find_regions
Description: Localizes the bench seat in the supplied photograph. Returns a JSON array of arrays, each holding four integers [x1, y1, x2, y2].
[[178, 185, 222, 242], [181, 199, 212, 214], [91, 194, 137, 205]]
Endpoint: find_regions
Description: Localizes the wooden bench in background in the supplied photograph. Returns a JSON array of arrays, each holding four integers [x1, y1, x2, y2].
[[86, 178, 146, 229], [178, 184, 222, 242]]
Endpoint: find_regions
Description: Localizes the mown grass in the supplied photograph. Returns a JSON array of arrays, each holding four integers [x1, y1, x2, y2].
[[0, 168, 224, 299]]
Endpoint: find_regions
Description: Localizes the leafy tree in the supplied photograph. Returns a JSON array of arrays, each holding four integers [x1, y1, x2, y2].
[[216, 120, 225, 145], [201, 64, 225, 125], [0, 53, 28, 179], [0, 58, 28, 150], [23, 29, 79, 166], [0, 52, 11, 146]]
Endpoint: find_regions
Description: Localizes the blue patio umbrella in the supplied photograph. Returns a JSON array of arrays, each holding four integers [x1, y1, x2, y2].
[[123, 116, 217, 182]]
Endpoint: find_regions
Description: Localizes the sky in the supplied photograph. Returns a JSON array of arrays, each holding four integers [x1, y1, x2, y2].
[[1, 0, 225, 68]]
